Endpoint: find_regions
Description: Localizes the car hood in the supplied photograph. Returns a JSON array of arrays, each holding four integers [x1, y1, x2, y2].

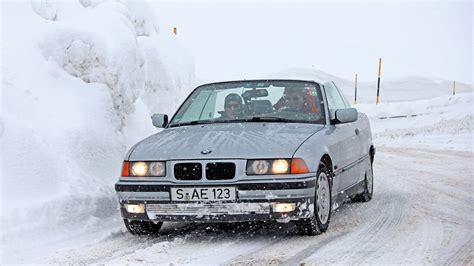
[[128, 123, 324, 161]]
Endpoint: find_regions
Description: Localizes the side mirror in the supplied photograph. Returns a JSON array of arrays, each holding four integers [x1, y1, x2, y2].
[[334, 108, 358, 124], [151, 113, 168, 128]]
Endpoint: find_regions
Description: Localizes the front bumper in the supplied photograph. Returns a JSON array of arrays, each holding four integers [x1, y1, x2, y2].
[[115, 177, 316, 223]]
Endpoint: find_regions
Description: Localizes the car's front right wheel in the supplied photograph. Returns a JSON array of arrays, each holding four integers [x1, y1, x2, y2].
[[297, 162, 332, 235], [124, 219, 163, 235]]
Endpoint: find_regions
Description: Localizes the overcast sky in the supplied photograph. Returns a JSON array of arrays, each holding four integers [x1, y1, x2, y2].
[[152, 1, 472, 83]]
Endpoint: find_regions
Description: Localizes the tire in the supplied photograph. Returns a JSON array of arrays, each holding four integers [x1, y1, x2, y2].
[[352, 158, 374, 202], [124, 219, 163, 235], [297, 162, 332, 235]]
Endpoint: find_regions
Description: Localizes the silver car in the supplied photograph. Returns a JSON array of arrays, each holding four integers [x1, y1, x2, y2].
[[115, 79, 375, 235]]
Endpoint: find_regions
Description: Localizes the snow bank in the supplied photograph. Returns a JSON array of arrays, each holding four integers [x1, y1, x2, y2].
[[357, 93, 473, 152], [1, 1, 194, 262]]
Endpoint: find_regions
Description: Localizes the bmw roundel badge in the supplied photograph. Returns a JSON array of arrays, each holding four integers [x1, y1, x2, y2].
[[201, 149, 212, 155]]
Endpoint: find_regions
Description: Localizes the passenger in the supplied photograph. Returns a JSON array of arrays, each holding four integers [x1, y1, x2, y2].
[[219, 93, 243, 119], [275, 87, 320, 114], [275, 87, 305, 112], [285, 88, 306, 112]]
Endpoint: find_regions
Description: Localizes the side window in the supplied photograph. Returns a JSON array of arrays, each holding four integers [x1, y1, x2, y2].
[[174, 89, 215, 123], [324, 82, 347, 119], [333, 82, 351, 108]]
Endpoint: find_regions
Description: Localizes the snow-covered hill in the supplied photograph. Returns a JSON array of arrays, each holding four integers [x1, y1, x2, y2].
[[272, 67, 472, 103]]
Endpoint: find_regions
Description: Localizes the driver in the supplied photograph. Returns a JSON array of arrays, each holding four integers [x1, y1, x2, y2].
[[219, 93, 244, 119]]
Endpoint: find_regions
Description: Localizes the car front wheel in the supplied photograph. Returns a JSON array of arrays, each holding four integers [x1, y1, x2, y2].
[[297, 162, 332, 235], [124, 219, 163, 235]]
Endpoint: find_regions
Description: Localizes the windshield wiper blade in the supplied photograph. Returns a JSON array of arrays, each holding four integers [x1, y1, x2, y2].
[[170, 117, 301, 127], [169, 120, 215, 127], [245, 117, 296, 122]]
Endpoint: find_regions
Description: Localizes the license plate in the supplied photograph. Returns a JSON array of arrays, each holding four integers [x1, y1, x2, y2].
[[171, 187, 236, 202]]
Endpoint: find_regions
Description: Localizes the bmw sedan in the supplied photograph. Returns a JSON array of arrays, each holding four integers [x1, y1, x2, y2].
[[115, 79, 375, 235]]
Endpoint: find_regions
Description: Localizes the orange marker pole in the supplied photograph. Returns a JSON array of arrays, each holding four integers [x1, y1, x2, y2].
[[376, 58, 382, 105], [172, 26, 177, 36], [354, 74, 358, 105]]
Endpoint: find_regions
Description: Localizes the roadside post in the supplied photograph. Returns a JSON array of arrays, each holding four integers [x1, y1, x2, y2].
[[376, 58, 382, 105], [173, 26, 177, 36], [453, 81, 456, 95], [354, 74, 358, 105]]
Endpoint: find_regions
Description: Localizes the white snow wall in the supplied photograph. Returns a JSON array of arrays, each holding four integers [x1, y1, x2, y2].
[[1, 0, 195, 241]]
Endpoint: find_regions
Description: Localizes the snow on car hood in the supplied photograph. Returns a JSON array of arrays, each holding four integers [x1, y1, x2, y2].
[[128, 123, 324, 160]]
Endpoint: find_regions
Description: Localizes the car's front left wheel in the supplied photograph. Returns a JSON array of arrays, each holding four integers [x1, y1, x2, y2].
[[124, 219, 163, 235], [297, 162, 332, 235]]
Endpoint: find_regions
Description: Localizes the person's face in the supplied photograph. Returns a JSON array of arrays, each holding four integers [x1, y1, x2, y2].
[[285, 92, 305, 111], [225, 101, 241, 118]]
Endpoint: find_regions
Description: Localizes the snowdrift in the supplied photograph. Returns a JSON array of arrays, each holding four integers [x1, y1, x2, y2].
[[1, 1, 194, 261], [358, 93, 473, 152]]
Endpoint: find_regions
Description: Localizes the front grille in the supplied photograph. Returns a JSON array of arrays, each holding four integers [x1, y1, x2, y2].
[[174, 163, 202, 180], [206, 163, 236, 180]]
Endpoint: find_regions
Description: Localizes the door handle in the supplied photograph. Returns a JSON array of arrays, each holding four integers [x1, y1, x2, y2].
[[355, 128, 360, 135]]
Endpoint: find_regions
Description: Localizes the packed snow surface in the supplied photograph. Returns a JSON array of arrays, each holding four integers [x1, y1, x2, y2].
[[1, 1, 473, 264]]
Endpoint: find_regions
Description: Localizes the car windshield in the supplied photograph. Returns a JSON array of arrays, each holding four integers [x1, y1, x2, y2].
[[169, 80, 326, 127]]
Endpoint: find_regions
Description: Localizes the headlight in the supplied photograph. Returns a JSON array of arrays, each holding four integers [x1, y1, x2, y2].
[[249, 160, 270, 175], [149, 162, 166, 176], [247, 159, 290, 175], [122, 161, 166, 177], [246, 158, 308, 175], [131, 162, 148, 176], [272, 159, 289, 174]]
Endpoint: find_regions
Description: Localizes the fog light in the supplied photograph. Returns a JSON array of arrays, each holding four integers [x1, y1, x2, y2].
[[124, 203, 145, 214], [272, 203, 296, 213]]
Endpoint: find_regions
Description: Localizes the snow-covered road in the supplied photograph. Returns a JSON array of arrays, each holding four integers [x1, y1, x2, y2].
[[49, 146, 473, 264]]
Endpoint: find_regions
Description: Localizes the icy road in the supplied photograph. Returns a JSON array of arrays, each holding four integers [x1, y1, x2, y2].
[[50, 147, 473, 264]]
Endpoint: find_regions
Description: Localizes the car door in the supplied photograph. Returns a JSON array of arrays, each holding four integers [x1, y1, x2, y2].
[[323, 82, 362, 190]]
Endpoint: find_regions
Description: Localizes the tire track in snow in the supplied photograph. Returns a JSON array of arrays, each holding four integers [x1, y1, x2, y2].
[[227, 190, 396, 264], [297, 191, 406, 263], [50, 222, 200, 264], [280, 152, 407, 264], [282, 231, 350, 265], [444, 238, 474, 265], [301, 147, 473, 264]]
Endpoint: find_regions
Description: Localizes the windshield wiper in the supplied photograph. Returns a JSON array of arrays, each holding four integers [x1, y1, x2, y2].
[[244, 117, 298, 123], [169, 117, 303, 127], [169, 120, 216, 127]]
